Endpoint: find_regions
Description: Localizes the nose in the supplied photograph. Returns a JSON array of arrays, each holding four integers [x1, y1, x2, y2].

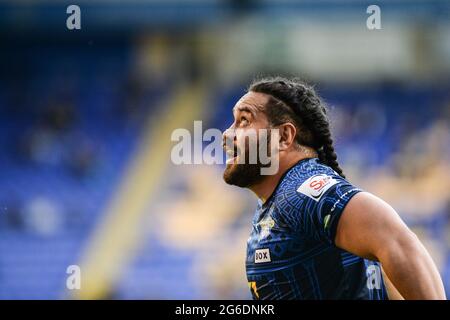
[[222, 127, 236, 149]]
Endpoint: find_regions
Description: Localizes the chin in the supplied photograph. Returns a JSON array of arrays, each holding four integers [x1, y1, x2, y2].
[[222, 164, 239, 186], [222, 162, 263, 188]]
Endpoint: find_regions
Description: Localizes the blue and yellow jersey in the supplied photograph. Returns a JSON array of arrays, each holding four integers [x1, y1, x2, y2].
[[246, 158, 388, 300]]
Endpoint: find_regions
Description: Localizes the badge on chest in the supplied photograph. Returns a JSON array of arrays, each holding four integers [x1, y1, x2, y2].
[[255, 248, 271, 263]]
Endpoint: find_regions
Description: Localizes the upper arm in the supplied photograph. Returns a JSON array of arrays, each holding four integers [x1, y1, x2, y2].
[[294, 174, 363, 243], [382, 267, 404, 300], [334, 191, 417, 261], [335, 192, 447, 300]]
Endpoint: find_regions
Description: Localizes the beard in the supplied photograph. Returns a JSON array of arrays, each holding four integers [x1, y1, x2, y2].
[[222, 132, 273, 188], [223, 161, 263, 188]]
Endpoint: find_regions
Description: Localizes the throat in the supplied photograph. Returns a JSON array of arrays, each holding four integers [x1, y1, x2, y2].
[[248, 174, 282, 204]]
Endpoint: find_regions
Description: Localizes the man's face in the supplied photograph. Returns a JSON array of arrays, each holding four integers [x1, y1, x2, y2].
[[222, 91, 273, 187]]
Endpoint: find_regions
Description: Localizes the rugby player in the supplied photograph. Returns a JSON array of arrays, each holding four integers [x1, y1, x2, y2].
[[222, 77, 446, 300]]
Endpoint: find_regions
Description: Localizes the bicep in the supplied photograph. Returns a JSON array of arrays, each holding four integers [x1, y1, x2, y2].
[[334, 191, 446, 299], [334, 192, 413, 261]]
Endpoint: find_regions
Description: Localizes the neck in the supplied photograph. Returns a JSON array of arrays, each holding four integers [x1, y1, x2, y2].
[[249, 151, 315, 203]]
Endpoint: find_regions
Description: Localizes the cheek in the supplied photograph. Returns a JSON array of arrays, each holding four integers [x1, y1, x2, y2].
[[235, 127, 266, 151], [235, 131, 247, 149]]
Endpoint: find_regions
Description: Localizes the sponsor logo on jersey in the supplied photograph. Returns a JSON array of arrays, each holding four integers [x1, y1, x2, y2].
[[255, 248, 271, 263], [297, 174, 338, 201]]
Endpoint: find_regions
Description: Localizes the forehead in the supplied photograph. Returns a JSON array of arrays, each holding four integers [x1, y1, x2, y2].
[[232, 91, 270, 114]]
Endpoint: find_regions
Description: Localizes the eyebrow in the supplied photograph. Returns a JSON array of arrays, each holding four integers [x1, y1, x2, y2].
[[233, 105, 256, 116]]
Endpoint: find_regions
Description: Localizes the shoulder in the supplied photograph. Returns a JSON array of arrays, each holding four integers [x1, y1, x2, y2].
[[271, 159, 362, 241], [274, 159, 344, 208]]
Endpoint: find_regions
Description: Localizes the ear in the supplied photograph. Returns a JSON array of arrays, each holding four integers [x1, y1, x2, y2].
[[278, 122, 297, 151]]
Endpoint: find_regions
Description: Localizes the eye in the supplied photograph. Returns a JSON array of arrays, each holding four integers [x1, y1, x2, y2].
[[240, 116, 249, 126]]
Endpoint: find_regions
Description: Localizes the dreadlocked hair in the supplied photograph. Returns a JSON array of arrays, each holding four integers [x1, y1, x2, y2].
[[249, 76, 345, 178]]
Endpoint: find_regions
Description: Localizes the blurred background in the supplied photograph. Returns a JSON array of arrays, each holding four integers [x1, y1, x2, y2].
[[0, 0, 449, 299]]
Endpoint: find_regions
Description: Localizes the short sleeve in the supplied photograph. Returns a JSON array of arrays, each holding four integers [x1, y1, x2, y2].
[[296, 174, 362, 244]]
